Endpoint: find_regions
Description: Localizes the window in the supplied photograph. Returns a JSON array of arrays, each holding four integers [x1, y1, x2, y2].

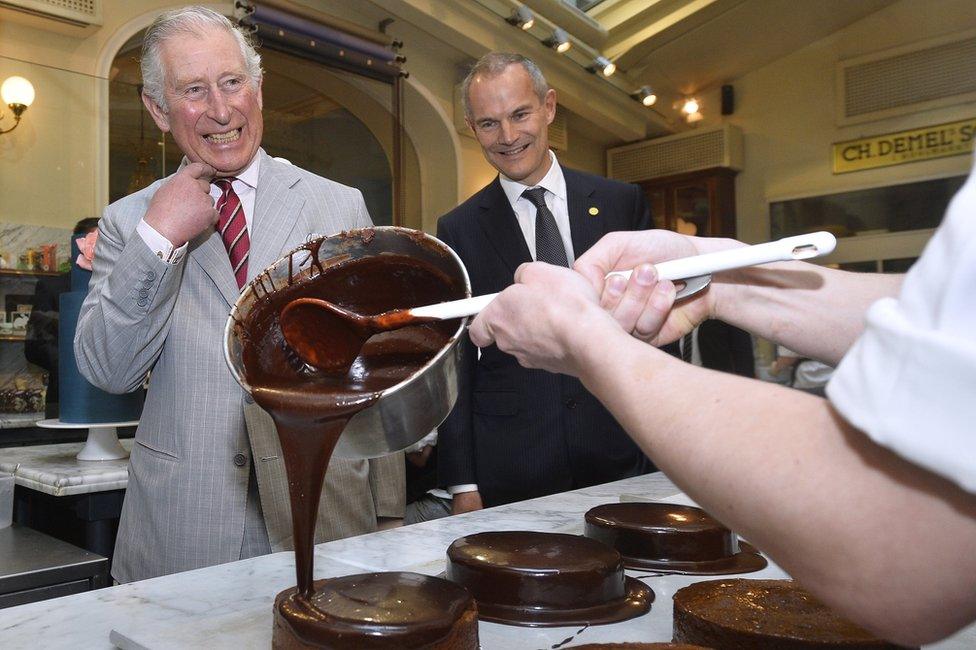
[[770, 175, 965, 239]]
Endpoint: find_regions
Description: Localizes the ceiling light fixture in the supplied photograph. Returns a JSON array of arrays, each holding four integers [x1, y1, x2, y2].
[[544, 28, 572, 54], [506, 6, 535, 31], [681, 97, 700, 115], [590, 56, 616, 77], [632, 86, 657, 107]]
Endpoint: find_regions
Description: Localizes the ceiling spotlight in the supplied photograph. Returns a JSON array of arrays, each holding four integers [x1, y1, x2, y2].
[[506, 6, 534, 31], [544, 28, 572, 54], [590, 56, 616, 77], [681, 97, 700, 115], [632, 86, 657, 107]]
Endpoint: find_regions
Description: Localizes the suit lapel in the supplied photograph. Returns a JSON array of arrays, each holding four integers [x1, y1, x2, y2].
[[476, 177, 532, 275], [189, 228, 241, 308], [248, 151, 307, 282], [565, 168, 605, 258], [189, 151, 307, 308]]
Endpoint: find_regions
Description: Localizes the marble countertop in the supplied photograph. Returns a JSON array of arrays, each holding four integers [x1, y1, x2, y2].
[[0, 440, 132, 497], [0, 471, 972, 649]]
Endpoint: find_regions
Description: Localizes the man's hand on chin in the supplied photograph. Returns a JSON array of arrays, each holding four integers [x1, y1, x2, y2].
[[144, 162, 218, 247]]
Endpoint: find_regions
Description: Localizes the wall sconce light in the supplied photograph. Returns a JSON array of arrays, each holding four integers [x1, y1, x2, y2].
[[632, 86, 657, 107], [506, 6, 534, 31], [589, 56, 616, 77], [0, 76, 35, 135], [544, 28, 572, 54]]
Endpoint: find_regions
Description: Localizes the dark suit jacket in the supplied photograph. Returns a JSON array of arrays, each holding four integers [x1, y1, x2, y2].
[[25, 272, 70, 405], [696, 319, 755, 378], [435, 167, 655, 507]]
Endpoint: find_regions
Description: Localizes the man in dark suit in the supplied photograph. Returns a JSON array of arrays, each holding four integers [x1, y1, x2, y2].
[[679, 319, 755, 377], [435, 52, 656, 514]]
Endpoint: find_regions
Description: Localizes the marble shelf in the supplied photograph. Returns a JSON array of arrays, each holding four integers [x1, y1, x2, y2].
[[0, 472, 972, 649], [0, 440, 133, 497], [0, 413, 44, 430]]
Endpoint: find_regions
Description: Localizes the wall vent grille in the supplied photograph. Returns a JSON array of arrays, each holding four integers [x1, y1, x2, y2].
[[607, 125, 743, 182], [839, 31, 976, 124], [0, 0, 101, 26]]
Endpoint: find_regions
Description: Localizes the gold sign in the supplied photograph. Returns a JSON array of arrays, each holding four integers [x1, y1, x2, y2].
[[832, 118, 976, 174]]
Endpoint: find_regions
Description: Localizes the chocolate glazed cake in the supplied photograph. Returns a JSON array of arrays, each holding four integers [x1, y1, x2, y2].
[[272, 572, 478, 650], [672, 579, 916, 649], [566, 643, 708, 650], [446, 531, 653, 627], [584, 503, 766, 574]]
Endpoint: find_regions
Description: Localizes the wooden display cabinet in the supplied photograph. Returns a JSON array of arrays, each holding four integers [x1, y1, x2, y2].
[[638, 167, 737, 238]]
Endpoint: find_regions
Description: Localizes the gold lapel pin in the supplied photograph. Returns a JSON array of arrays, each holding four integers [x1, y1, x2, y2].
[[588, 206, 599, 216]]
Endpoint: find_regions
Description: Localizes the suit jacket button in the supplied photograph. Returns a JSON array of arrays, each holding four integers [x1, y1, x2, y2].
[[146, 271, 157, 281], [564, 398, 578, 409], [136, 298, 148, 307], [233, 453, 247, 467], [243, 393, 254, 405], [138, 289, 149, 298]]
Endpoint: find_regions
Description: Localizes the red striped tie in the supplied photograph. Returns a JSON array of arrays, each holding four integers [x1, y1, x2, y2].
[[213, 178, 249, 289]]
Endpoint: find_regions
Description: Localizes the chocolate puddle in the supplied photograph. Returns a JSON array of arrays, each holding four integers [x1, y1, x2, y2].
[[238, 234, 464, 643]]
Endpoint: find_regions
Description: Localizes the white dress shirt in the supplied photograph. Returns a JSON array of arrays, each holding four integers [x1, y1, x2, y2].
[[136, 151, 261, 264], [498, 150, 575, 265], [828, 154, 976, 493]]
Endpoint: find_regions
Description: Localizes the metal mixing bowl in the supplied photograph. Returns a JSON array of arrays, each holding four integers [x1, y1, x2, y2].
[[223, 226, 470, 459]]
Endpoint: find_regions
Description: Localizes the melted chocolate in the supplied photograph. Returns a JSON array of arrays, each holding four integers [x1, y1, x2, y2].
[[672, 579, 913, 649], [238, 236, 464, 645]]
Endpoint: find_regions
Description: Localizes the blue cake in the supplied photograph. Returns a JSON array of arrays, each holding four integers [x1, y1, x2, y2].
[[58, 238, 144, 424]]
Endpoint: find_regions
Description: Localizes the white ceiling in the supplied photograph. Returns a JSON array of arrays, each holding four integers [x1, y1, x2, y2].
[[593, 0, 898, 100]]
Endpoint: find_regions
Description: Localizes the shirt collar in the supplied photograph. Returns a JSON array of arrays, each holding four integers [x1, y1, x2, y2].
[[499, 150, 566, 207], [181, 148, 262, 190], [230, 148, 261, 190]]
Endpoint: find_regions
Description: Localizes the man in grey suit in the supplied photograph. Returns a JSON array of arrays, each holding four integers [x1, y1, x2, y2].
[[75, 6, 403, 583]]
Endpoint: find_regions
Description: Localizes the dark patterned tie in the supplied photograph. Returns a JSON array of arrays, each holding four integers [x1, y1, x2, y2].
[[213, 178, 250, 289], [682, 330, 694, 363], [522, 187, 569, 267]]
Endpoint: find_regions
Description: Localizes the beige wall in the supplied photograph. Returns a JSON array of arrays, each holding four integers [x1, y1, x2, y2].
[[712, 0, 976, 245]]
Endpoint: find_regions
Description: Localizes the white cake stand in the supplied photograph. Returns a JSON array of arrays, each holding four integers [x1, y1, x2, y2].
[[36, 419, 138, 461]]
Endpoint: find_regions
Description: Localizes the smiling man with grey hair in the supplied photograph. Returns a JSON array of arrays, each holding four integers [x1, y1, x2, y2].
[[75, 5, 404, 583]]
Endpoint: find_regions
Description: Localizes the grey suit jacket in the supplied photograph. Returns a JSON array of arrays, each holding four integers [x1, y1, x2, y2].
[[75, 150, 404, 583]]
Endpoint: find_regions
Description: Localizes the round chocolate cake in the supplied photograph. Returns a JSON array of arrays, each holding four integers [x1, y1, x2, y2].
[[672, 579, 913, 649], [566, 643, 708, 650], [584, 503, 766, 574], [272, 572, 478, 649], [445, 531, 653, 627]]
